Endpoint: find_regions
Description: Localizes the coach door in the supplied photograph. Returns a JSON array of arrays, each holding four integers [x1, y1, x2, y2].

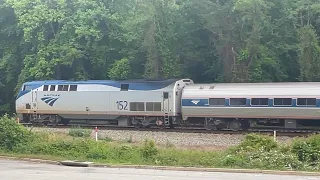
[[31, 89, 38, 110], [162, 92, 169, 112]]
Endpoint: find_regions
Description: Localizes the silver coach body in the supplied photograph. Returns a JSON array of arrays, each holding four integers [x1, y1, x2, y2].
[[181, 82, 320, 120]]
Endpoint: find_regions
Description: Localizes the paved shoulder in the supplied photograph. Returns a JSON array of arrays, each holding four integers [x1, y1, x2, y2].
[[0, 159, 319, 180]]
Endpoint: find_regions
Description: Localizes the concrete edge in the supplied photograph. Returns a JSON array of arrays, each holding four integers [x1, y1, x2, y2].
[[0, 156, 320, 176], [88, 164, 320, 176], [0, 156, 61, 165]]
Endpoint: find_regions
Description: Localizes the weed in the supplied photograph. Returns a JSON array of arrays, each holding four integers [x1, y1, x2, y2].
[[141, 139, 158, 160], [68, 125, 91, 137], [127, 135, 133, 143], [165, 140, 175, 148], [104, 136, 113, 142]]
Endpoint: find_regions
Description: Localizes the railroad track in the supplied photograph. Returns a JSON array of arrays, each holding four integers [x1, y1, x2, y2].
[[21, 123, 320, 137]]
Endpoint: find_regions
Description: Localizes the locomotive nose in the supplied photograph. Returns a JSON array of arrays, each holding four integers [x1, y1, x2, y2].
[[15, 102, 23, 111], [15, 101, 28, 112]]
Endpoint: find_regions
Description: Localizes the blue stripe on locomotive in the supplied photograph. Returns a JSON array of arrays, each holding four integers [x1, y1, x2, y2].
[[16, 79, 178, 100], [23, 79, 177, 90], [181, 98, 320, 107]]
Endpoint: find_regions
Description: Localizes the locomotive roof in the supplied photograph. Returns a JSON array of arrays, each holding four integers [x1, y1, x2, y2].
[[21, 79, 186, 91], [24, 79, 180, 85]]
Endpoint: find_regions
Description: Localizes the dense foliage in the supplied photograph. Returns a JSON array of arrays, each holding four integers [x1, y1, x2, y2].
[[1, 0, 320, 114], [0, 115, 33, 150]]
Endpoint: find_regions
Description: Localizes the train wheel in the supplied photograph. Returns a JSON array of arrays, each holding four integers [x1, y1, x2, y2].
[[204, 118, 217, 131], [228, 120, 241, 131]]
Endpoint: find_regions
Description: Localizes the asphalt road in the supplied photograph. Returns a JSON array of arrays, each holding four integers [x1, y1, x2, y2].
[[0, 159, 320, 180]]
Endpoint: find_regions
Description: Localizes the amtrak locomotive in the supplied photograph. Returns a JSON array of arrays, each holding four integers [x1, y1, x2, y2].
[[15, 79, 320, 131]]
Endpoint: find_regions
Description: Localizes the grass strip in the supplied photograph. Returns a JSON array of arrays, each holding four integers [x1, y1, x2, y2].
[[2, 114, 320, 172]]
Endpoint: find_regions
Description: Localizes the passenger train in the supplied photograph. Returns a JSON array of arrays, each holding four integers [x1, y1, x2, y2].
[[15, 79, 320, 131]]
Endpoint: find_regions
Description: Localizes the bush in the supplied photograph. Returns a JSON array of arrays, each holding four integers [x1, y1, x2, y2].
[[0, 114, 33, 151], [68, 126, 91, 137], [116, 144, 141, 163], [246, 148, 303, 170], [30, 139, 93, 158], [222, 133, 303, 170], [234, 133, 277, 152], [86, 142, 110, 160], [220, 154, 248, 167], [291, 134, 320, 164]]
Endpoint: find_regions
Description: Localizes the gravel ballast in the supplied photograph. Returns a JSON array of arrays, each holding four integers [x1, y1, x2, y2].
[[26, 127, 295, 149]]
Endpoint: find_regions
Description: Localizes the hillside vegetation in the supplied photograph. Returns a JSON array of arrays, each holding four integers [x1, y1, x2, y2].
[[1, 115, 320, 171], [1, 0, 320, 114]]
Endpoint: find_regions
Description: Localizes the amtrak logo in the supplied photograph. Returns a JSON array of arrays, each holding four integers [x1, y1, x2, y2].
[[191, 100, 200, 105], [41, 94, 60, 106]]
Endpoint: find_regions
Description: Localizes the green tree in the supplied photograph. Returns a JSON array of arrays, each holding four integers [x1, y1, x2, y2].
[[108, 58, 131, 80]]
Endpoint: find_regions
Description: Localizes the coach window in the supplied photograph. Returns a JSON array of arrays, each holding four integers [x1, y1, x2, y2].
[[69, 85, 77, 91], [62, 85, 69, 91], [50, 85, 56, 91], [230, 98, 246, 106], [297, 98, 316, 106], [273, 98, 292, 106], [43, 85, 49, 91], [58, 85, 63, 91], [121, 84, 129, 91], [251, 98, 268, 106], [209, 98, 225, 106]]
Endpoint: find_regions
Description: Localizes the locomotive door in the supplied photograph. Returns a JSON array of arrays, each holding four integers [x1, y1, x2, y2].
[[31, 90, 38, 110], [162, 92, 169, 112]]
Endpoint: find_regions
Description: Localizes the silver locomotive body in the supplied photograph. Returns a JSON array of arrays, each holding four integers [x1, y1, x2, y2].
[[16, 79, 193, 127]]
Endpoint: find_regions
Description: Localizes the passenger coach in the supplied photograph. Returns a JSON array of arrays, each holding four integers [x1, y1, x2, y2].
[[181, 82, 320, 131]]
